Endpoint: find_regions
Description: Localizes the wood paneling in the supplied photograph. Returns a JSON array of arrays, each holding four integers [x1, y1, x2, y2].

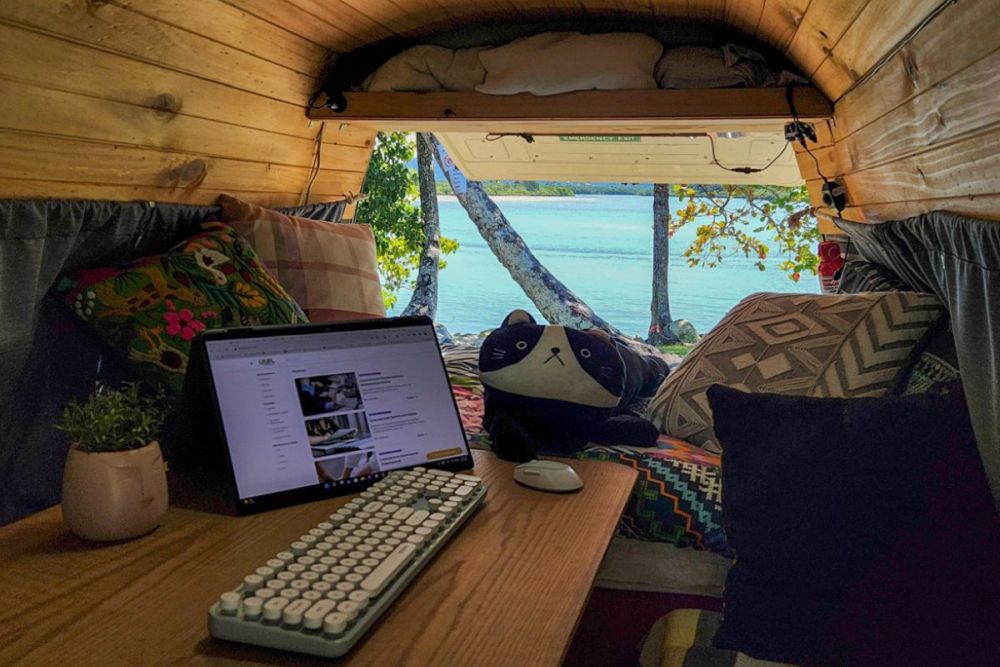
[[797, 0, 1000, 224], [811, 0, 945, 102], [310, 87, 833, 131], [0, 0, 372, 208], [0, 0, 994, 224]]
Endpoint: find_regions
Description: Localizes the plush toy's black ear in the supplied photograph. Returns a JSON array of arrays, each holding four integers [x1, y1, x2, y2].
[[502, 309, 536, 327], [584, 328, 614, 346]]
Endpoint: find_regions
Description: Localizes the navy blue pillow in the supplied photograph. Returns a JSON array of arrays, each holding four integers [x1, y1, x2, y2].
[[707, 385, 1000, 665]]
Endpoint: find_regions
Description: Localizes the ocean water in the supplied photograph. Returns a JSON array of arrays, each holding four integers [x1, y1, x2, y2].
[[388, 195, 816, 337]]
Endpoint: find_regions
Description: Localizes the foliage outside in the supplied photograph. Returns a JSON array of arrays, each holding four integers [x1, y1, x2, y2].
[[56, 383, 166, 453], [669, 184, 819, 282], [356, 132, 457, 309], [437, 179, 575, 197]]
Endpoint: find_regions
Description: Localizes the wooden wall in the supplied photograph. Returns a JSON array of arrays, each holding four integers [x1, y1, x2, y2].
[[1, 0, 997, 226], [786, 0, 1000, 227], [0, 0, 375, 210]]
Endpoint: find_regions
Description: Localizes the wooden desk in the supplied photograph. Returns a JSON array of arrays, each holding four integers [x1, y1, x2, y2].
[[0, 451, 635, 666]]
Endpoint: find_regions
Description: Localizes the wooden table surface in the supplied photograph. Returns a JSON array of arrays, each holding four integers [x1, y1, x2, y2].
[[0, 450, 635, 666]]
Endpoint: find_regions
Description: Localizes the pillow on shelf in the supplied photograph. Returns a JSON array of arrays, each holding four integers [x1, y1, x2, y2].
[[707, 384, 1000, 665], [645, 291, 946, 451], [54, 221, 307, 393], [477, 32, 663, 96], [655, 46, 746, 89], [218, 194, 385, 322]]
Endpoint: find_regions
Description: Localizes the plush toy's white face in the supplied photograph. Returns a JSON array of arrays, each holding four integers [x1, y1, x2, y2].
[[479, 320, 623, 408]]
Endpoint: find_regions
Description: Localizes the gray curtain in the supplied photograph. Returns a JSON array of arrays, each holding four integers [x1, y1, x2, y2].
[[835, 213, 1000, 509], [0, 198, 345, 525]]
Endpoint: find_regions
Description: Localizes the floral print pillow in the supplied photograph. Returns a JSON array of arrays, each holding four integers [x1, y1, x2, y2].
[[55, 221, 307, 393]]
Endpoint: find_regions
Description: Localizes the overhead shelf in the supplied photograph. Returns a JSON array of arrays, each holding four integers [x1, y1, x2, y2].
[[307, 87, 833, 134]]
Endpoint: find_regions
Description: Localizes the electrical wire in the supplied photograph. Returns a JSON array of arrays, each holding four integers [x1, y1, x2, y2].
[[706, 134, 789, 174], [786, 85, 845, 214], [303, 122, 325, 206]]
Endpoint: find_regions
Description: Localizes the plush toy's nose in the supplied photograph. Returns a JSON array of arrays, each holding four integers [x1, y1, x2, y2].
[[551, 347, 561, 354]]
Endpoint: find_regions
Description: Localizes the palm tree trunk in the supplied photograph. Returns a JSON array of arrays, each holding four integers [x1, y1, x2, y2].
[[648, 183, 679, 344], [428, 134, 619, 333], [402, 132, 441, 319]]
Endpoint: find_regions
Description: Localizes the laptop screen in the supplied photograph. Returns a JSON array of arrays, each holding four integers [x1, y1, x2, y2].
[[200, 318, 472, 511]]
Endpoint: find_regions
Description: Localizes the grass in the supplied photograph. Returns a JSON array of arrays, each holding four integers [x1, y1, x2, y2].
[[657, 343, 696, 357]]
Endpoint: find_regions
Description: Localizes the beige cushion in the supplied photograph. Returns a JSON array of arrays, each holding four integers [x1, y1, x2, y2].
[[646, 292, 946, 452], [655, 45, 745, 89], [219, 195, 385, 322], [477, 31, 662, 96], [364, 45, 486, 92]]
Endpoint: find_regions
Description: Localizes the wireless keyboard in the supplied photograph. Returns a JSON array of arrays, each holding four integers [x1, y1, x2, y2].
[[208, 467, 487, 658]]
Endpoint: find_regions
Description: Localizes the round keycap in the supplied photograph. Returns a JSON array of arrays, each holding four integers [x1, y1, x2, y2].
[[415, 527, 433, 536], [331, 565, 349, 575], [266, 558, 285, 570], [306, 549, 324, 558], [323, 611, 348, 634], [284, 565, 304, 576], [345, 573, 364, 583], [341, 558, 358, 567], [243, 574, 263, 591], [321, 555, 339, 565], [353, 565, 372, 575], [279, 588, 300, 599], [321, 573, 341, 584], [297, 556, 316, 566], [243, 597, 263, 619], [348, 590, 371, 609], [429, 513, 447, 521], [362, 558, 379, 567], [290, 580, 310, 591], [302, 590, 323, 602], [337, 601, 360, 621], [311, 564, 329, 574], [335, 581, 355, 592], [219, 591, 240, 614], [407, 534, 426, 545], [301, 571, 320, 582], [325, 590, 347, 602], [267, 579, 288, 590], [277, 551, 295, 562], [313, 582, 332, 593]]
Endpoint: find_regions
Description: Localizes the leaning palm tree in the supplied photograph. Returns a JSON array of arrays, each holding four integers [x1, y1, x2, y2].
[[427, 134, 619, 334]]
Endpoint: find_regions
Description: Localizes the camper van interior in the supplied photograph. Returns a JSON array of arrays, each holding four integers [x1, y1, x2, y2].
[[1, 0, 999, 665]]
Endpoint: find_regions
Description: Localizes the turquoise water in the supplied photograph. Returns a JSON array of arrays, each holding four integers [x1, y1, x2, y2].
[[388, 195, 815, 337]]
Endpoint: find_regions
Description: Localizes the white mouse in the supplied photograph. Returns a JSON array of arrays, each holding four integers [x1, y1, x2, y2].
[[513, 459, 584, 493]]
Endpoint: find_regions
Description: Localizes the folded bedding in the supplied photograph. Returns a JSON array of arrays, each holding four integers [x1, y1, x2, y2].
[[442, 344, 732, 556], [361, 33, 802, 95]]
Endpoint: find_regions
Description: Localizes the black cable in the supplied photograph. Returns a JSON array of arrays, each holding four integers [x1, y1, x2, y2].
[[707, 134, 789, 174], [304, 123, 325, 205], [786, 85, 845, 214]]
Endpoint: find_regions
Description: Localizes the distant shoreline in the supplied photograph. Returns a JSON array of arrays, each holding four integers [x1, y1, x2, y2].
[[437, 194, 629, 202]]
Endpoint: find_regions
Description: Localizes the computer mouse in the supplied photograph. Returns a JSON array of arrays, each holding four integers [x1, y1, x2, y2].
[[513, 459, 584, 493]]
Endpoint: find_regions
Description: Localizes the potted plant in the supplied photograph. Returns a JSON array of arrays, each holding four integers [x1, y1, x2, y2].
[[56, 383, 169, 541]]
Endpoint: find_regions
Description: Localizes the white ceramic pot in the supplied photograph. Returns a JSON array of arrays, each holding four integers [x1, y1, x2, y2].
[[61, 441, 168, 541]]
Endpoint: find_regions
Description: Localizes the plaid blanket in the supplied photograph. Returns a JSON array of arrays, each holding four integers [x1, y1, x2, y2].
[[442, 345, 732, 556]]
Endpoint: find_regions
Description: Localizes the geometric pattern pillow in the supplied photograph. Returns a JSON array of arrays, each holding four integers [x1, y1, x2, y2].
[[219, 195, 386, 322], [54, 221, 307, 394], [646, 292, 946, 452]]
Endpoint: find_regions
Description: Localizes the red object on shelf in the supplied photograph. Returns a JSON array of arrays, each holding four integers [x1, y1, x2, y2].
[[818, 240, 845, 294]]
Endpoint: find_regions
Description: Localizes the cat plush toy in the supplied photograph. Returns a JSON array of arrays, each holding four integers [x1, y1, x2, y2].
[[478, 310, 671, 461]]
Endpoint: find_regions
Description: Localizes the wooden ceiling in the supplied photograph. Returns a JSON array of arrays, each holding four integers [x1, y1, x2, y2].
[[233, 0, 943, 103]]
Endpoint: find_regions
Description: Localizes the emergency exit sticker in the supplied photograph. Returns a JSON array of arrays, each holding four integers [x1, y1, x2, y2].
[[558, 136, 641, 142]]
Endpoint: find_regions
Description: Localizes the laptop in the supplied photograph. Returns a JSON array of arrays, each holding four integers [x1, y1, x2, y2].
[[186, 316, 473, 514]]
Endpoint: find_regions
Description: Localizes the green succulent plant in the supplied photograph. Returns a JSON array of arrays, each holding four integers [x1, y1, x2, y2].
[[56, 383, 167, 453]]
